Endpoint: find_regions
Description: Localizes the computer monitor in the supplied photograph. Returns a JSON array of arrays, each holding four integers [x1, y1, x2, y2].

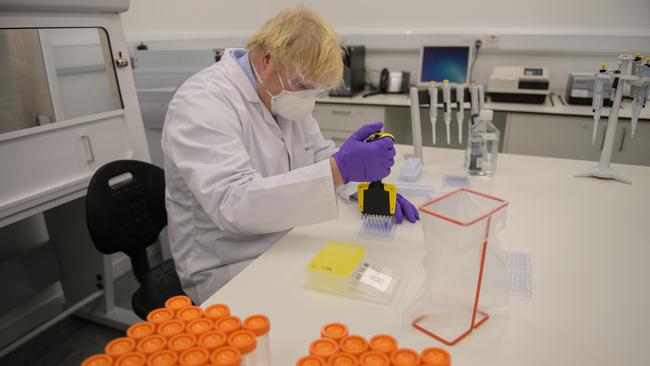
[[419, 46, 471, 85]]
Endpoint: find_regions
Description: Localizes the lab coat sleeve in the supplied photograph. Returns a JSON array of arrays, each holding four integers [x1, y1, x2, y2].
[[163, 91, 338, 235], [307, 114, 338, 162]]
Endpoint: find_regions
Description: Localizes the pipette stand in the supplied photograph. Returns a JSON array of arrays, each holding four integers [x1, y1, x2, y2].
[[576, 54, 650, 184]]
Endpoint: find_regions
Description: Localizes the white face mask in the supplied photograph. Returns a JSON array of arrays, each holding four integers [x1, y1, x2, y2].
[[252, 62, 324, 121]]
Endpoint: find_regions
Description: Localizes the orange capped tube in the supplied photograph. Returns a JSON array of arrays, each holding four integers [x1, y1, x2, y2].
[[178, 347, 210, 366], [243, 314, 271, 366], [320, 323, 348, 342], [147, 308, 175, 325], [115, 352, 147, 366], [327, 353, 357, 366], [81, 354, 113, 366], [127, 322, 156, 340], [339, 335, 368, 357], [215, 315, 242, 335], [137, 334, 167, 355], [147, 350, 178, 366], [197, 330, 228, 351], [420, 347, 451, 366], [228, 330, 257, 366], [105, 337, 136, 358], [310, 338, 339, 361], [390, 348, 420, 366], [368, 335, 397, 355], [211, 346, 242, 366], [176, 306, 203, 323], [203, 304, 231, 321], [167, 333, 197, 354], [157, 319, 185, 338], [186, 317, 214, 336], [358, 351, 390, 366], [296, 355, 326, 366], [165, 295, 192, 313]]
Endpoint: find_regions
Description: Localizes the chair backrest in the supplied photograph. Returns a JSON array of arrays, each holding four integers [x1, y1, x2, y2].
[[86, 160, 167, 280]]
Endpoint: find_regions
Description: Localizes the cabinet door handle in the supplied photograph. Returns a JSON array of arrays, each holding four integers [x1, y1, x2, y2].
[[81, 135, 96, 163], [331, 109, 352, 115], [618, 127, 626, 151]]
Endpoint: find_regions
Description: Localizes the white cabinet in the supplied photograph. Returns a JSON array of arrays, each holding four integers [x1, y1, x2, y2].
[[504, 113, 650, 166], [613, 120, 650, 166], [313, 104, 385, 145], [0, 111, 134, 215]]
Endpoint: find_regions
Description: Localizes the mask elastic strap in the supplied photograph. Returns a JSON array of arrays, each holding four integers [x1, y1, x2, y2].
[[250, 59, 274, 98]]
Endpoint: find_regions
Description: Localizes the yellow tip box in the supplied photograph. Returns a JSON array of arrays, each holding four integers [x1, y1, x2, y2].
[[307, 241, 403, 304]]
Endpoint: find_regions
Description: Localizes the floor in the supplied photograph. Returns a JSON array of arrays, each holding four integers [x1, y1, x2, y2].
[[1, 272, 139, 366]]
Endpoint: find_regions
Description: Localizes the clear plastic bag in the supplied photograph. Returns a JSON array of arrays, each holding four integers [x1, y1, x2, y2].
[[405, 188, 509, 345]]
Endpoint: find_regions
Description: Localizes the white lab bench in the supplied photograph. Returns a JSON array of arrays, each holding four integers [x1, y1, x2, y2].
[[202, 144, 650, 365], [314, 93, 650, 166]]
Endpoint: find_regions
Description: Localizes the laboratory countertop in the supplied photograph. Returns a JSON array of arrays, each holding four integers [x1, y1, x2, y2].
[[316, 92, 650, 120], [202, 145, 650, 366]]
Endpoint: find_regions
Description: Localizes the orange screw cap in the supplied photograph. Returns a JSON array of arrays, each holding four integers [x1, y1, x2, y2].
[[127, 322, 156, 340], [197, 330, 228, 350], [390, 348, 420, 366], [176, 306, 203, 322], [227, 329, 257, 355], [147, 308, 174, 325], [310, 338, 339, 360], [340, 335, 368, 356], [320, 323, 348, 341], [115, 351, 147, 366], [147, 350, 178, 366], [359, 351, 390, 366], [368, 335, 397, 355], [421, 347, 451, 366], [179, 347, 210, 366], [215, 315, 242, 335], [203, 304, 230, 321], [210, 346, 242, 366], [81, 354, 113, 366], [164, 295, 192, 312], [243, 314, 270, 337], [186, 317, 214, 335], [136, 334, 166, 355], [157, 319, 185, 338], [328, 353, 357, 366], [105, 337, 136, 357], [296, 355, 327, 366], [167, 333, 197, 353]]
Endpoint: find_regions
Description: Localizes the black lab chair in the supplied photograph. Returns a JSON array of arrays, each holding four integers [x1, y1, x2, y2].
[[85, 160, 187, 319]]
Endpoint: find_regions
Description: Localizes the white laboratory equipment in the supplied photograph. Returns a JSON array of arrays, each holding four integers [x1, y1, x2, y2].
[[428, 83, 439, 145], [576, 54, 650, 184], [591, 64, 608, 144], [442, 80, 452, 144], [0, 0, 151, 357], [465, 109, 500, 176], [456, 84, 465, 144]]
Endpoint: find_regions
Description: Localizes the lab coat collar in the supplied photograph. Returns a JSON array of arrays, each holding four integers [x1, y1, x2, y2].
[[222, 48, 262, 104]]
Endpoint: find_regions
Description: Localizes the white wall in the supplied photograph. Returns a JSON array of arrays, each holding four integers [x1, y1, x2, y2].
[[121, 0, 650, 91], [122, 0, 650, 39]]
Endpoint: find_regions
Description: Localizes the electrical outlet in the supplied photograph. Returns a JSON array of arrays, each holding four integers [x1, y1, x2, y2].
[[483, 34, 499, 49], [463, 35, 500, 50]]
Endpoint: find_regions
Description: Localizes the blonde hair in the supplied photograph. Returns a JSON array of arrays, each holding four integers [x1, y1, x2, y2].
[[246, 6, 344, 88]]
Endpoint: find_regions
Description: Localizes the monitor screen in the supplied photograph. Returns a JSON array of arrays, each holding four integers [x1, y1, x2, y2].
[[419, 46, 470, 84]]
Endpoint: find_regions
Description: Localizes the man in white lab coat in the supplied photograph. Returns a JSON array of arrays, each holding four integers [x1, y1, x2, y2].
[[162, 6, 419, 303]]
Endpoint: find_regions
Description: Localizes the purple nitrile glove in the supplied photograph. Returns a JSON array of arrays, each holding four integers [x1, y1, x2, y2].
[[332, 122, 396, 184], [395, 193, 420, 224]]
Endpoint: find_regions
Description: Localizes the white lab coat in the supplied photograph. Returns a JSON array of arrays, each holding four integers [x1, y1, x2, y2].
[[162, 49, 339, 303]]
